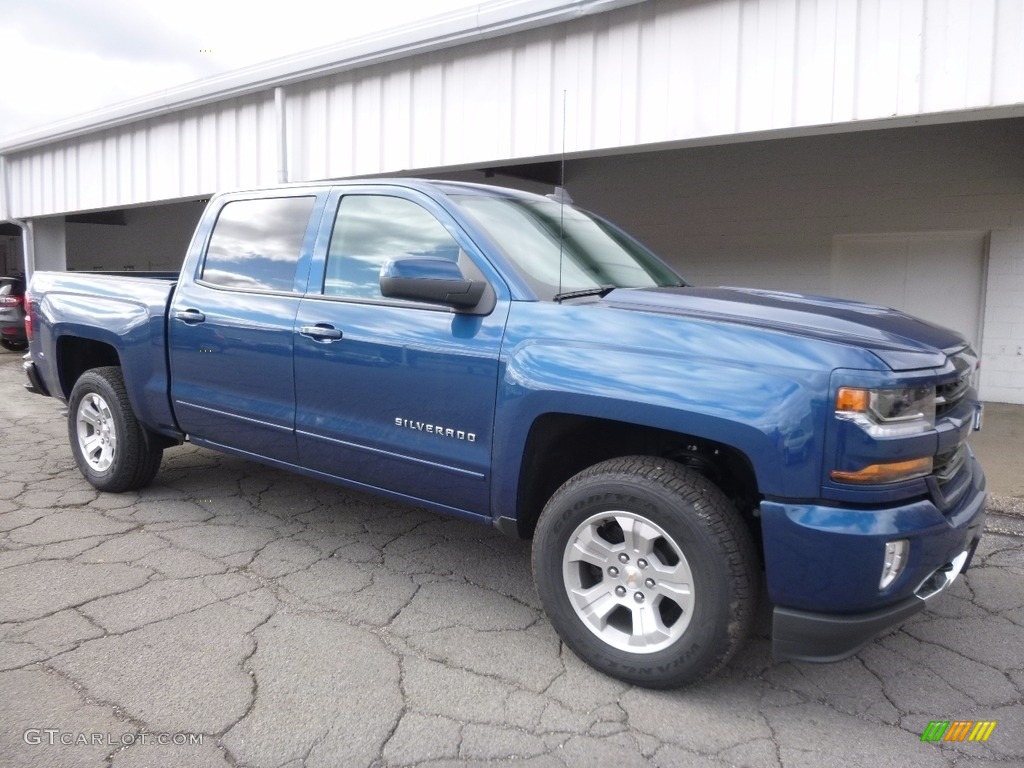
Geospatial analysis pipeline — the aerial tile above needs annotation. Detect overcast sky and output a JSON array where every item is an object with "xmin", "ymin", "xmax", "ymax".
[{"xmin": 0, "ymin": 0, "xmax": 481, "ymax": 141}]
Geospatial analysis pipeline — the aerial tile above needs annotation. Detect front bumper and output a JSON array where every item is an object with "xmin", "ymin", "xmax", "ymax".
[
  {"xmin": 763, "ymin": 453, "xmax": 986, "ymax": 662},
  {"xmin": 773, "ymin": 542, "xmax": 977, "ymax": 661}
]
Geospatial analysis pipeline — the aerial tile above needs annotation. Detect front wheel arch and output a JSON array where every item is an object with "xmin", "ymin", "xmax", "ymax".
[{"xmin": 514, "ymin": 413, "xmax": 762, "ymax": 540}]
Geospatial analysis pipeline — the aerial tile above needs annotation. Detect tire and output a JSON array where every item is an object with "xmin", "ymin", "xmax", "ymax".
[
  {"xmin": 67, "ymin": 366, "xmax": 163, "ymax": 492},
  {"xmin": 532, "ymin": 456, "xmax": 758, "ymax": 688},
  {"xmin": 1, "ymin": 339, "xmax": 28, "ymax": 351}
]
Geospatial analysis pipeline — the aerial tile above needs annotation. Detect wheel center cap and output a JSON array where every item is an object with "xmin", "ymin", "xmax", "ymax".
[{"xmin": 623, "ymin": 565, "xmax": 641, "ymax": 589}]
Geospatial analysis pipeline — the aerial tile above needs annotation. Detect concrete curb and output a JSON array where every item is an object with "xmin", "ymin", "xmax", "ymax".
[{"xmin": 988, "ymin": 494, "xmax": 1024, "ymax": 519}]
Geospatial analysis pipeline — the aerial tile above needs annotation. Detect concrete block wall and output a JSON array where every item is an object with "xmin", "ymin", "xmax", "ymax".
[
  {"xmin": 566, "ymin": 118, "xmax": 1024, "ymax": 404},
  {"xmin": 42, "ymin": 116, "xmax": 1024, "ymax": 404},
  {"xmin": 0, "ymin": 237, "xmax": 14, "ymax": 275},
  {"xmin": 65, "ymin": 200, "xmax": 206, "ymax": 272},
  {"xmin": 983, "ymin": 229, "xmax": 1024, "ymax": 403}
]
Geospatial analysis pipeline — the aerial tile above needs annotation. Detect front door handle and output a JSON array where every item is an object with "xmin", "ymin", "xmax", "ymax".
[
  {"xmin": 175, "ymin": 309, "xmax": 206, "ymax": 324},
  {"xmin": 299, "ymin": 324, "xmax": 343, "ymax": 342}
]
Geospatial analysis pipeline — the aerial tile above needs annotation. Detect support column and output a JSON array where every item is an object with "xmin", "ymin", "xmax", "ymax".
[
  {"xmin": 275, "ymin": 87, "xmax": 289, "ymax": 184},
  {"xmin": 28, "ymin": 217, "xmax": 67, "ymax": 275}
]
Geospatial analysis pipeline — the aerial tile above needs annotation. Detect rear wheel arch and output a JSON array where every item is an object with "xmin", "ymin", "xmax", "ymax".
[
  {"xmin": 67, "ymin": 366, "xmax": 163, "ymax": 492},
  {"xmin": 56, "ymin": 336, "xmax": 121, "ymax": 398}
]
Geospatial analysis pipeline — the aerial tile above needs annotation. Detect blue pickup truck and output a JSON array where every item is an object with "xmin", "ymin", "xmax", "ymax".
[{"xmin": 23, "ymin": 179, "xmax": 986, "ymax": 687}]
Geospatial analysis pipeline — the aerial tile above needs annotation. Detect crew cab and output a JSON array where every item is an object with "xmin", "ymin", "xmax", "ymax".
[{"xmin": 23, "ymin": 179, "xmax": 987, "ymax": 687}]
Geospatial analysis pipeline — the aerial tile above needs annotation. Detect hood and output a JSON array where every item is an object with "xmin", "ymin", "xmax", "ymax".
[{"xmin": 602, "ymin": 286, "xmax": 968, "ymax": 371}]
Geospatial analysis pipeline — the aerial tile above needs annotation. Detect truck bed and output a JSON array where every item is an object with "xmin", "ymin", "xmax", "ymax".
[{"xmin": 28, "ymin": 271, "xmax": 180, "ymax": 437}]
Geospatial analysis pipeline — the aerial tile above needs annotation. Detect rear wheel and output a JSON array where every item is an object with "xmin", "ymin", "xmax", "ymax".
[
  {"xmin": 67, "ymin": 366, "xmax": 163, "ymax": 492},
  {"xmin": 532, "ymin": 456, "xmax": 757, "ymax": 688}
]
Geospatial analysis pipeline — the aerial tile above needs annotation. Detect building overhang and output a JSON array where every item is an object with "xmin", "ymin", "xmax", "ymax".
[{"xmin": 0, "ymin": 0, "xmax": 643, "ymax": 155}]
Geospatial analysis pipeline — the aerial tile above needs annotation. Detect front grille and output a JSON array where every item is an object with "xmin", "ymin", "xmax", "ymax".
[
  {"xmin": 935, "ymin": 377, "xmax": 970, "ymax": 419},
  {"xmin": 933, "ymin": 445, "xmax": 967, "ymax": 486},
  {"xmin": 935, "ymin": 346, "xmax": 977, "ymax": 419}
]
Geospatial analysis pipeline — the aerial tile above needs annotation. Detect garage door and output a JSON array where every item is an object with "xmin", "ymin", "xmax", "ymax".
[{"xmin": 831, "ymin": 232, "xmax": 987, "ymax": 352}]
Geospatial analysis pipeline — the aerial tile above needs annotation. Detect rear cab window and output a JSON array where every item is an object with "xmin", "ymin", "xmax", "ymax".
[{"xmin": 201, "ymin": 196, "xmax": 317, "ymax": 292}]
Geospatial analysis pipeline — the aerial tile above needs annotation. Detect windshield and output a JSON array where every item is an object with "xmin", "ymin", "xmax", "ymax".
[{"xmin": 451, "ymin": 194, "xmax": 682, "ymax": 300}]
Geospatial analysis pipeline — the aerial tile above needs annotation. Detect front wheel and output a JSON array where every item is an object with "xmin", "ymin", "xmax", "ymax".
[
  {"xmin": 532, "ymin": 456, "xmax": 758, "ymax": 688},
  {"xmin": 67, "ymin": 366, "xmax": 163, "ymax": 492}
]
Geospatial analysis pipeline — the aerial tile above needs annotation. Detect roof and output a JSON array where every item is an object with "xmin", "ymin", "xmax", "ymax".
[{"xmin": 0, "ymin": 0, "xmax": 642, "ymax": 154}]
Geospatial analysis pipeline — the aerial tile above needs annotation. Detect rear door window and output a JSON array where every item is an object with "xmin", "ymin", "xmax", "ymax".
[{"xmin": 202, "ymin": 196, "xmax": 316, "ymax": 292}]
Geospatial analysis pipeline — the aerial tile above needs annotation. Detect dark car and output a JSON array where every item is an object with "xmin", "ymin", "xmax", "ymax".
[{"xmin": 0, "ymin": 275, "xmax": 28, "ymax": 351}]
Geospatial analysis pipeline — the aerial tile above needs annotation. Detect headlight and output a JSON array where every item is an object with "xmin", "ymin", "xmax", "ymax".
[{"xmin": 835, "ymin": 385, "xmax": 936, "ymax": 437}]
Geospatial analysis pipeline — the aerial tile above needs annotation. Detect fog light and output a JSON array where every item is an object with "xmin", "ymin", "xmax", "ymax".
[{"xmin": 880, "ymin": 539, "xmax": 909, "ymax": 589}]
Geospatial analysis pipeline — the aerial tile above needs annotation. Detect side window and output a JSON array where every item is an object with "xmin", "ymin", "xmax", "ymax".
[
  {"xmin": 202, "ymin": 196, "xmax": 316, "ymax": 292},
  {"xmin": 324, "ymin": 195, "xmax": 461, "ymax": 299}
]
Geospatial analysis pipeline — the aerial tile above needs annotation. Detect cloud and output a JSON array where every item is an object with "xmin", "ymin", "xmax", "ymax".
[
  {"xmin": 3, "ymin": 0, "xmax": 221, "ymax": 68},
  {"xmin": 0, "ymin": 27, "xmax": 208, "ymax": 137},
  {"xmin": 0, "ymin": 0, "xmax": 227, "ymax": 137},
  {"xmin": 0, "ymin": 0, "xmax": 483, "ymax": 139}
]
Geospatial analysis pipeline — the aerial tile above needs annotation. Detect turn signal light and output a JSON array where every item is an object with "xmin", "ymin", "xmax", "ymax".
[
  {"xmin": 835, "ymin": 387, "xmax": 870, "ymax": 412},
  {"xmin": 830, "ymin": 457, "xmax": 933, "ymax": 485}
]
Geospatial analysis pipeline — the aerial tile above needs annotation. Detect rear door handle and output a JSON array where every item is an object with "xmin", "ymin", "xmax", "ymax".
[
  {"xmin": 175, "ymin": 309, "xmax": 206, "ymax": 324},
  {"xmin": 299, "ymin": 324, "xmax": 343, "ymax": 342}
]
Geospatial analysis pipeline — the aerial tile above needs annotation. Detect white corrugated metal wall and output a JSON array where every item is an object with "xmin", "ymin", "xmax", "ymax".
[
  {"xmin": 240, "ymin": 0, "xmax": 1024, "ymax": 184},
  {"xmin": 4, "ymin": 0, "xmax": 1024, "ymax": 218},
  {"xmin": 1, "ymin": 0, "xmax": 1023, "ymax": 401},
  {"xmin": 3, "ymin": 95, "xmax": 277, "ymax": 218},
  {"xmin": 545, "ymin": 118, "xmax": 1024, "ymax": 402}
]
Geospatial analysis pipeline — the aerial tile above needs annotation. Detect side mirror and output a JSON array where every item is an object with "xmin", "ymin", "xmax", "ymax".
[{"xmin": 379, "ymin": 257, "xmax": 486, "ymax": 310}]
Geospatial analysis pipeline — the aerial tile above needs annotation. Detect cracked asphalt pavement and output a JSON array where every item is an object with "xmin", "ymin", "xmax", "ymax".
[{"xmin": 1, "ymin": 351, "xmax": 1022, "ymax": 768}]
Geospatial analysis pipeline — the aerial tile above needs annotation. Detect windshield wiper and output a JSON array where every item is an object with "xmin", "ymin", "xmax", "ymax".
[{"xmin": 553, "ymin": 285, "xmax": 618, "ymax": 302}]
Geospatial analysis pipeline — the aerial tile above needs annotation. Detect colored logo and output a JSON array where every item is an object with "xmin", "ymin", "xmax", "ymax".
[{"xmin": 921, "ymin": 720, "xmax": 997, "ymax": 742}]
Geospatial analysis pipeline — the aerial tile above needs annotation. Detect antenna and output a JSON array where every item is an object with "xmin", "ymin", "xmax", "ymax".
[{"xmin": 557, "ymin": 89, "xmax": 567, "ymax": 299}]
